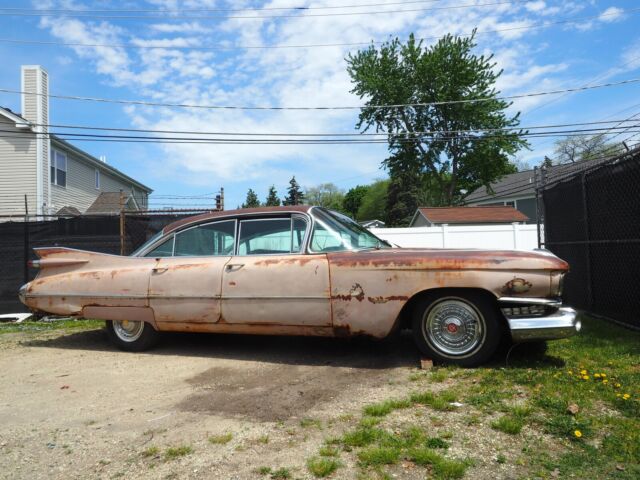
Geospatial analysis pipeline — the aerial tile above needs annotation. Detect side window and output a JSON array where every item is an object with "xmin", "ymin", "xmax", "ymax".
[
  {"xmin": 174, "ymin": 220, "xmax": 235, "ymax": 256},
  {"xmin": 145, "ymin": 237, "xmax": 174, "ymax": 257},
  {"xmin": 292, "ymin": 217, "xmax": 308, "ymax": 253},
  {"xmin": 238, "ymin": 218, "xmax": 298, "ymax": 255},
  {"xmin": 309, "ymin": 222, "xmax": 348, "ymax": 252}
]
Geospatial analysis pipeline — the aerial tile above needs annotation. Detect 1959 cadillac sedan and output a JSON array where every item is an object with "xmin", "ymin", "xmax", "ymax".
[{"xmin": 19, "ymin": 206, "xmax": 580, "ymax": 366}]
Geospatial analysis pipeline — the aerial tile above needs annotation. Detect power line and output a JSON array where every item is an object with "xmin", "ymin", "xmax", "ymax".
[
  {"xmin": 2, "ymin": 127, "xmax": 640, "ymax": 145},
  {"xmin": 0, "ymin": 8, "xmax": 637, "ymax": 51},
  {"xmin": 0, "ymin": 1, "xmax": 448, "ymax": 14},
  {"xmin": 24, "ymin": 118, "xmax": 640, "ymax": 137},
  {"xmin": 2, "ymin": 77, "xmax": 639, "ymax": 111},
  {"xmin": 0, "ymin": 1, "xmax": 522, "ymax": 20}
]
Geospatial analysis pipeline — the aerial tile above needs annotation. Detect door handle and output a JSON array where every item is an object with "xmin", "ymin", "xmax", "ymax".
[
  {"xmin": 225, "ymin": 263, "xmax": 244, "ymax": 271},
  {"xmin": 152, "ymin": 267, "xmax": 169, "ymax": 274}
]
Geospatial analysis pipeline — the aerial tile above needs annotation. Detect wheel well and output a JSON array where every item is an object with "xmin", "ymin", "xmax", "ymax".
[{"xmin": 394, "ymin": 287, "xmax": 502, "ymax": 332}]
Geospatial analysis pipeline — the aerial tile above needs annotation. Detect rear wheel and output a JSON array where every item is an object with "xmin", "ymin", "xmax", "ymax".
[
  {"xmin": 411, "ymin": 292, "xmax": 502, "ymax": 367},
  {"xmin": 106, "ymin": 320, "xmax": 160, "ymax": 352}
]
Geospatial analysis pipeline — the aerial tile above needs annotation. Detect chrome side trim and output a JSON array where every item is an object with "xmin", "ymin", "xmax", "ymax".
[
  {"xmin": 498, "ymin": 296, "xmax": 562, "ymax": 307},
  {"xmin": 508, "ymin": 307, "xmax": 581, "ymax": 342}
]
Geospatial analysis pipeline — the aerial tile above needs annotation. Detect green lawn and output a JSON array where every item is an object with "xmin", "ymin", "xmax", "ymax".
[
  {"xmin": 0, "ymin": 318, "xmax": 103, "ymax": 335},
  {"xmin": 309, "ymin": 315, "xmax": 640, "ymax": 479}
]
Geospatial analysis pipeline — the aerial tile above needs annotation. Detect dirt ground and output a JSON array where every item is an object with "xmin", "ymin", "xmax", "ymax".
[{"xmin": 0, "ymin": 326, "xmax": 427, "ymax": 480}]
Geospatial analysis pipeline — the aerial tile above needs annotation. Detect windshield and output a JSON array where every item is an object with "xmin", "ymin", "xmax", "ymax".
[
  {"xmin": 309, "ymin": 208, "xmax": 390, "ymax": 252},
  {"xmin": 130, "ymin": 230, "xmax": 165, "ymax": 257}
]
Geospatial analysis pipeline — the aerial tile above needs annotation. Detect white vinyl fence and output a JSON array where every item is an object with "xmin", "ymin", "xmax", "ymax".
[{"xmin": 371, "ymin": 223, "xmax": 542, "ymax": 251}]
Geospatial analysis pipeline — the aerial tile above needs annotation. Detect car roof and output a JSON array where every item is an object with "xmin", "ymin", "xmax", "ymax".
[{"xmin": 162, "ymin": 205, "xmax": 312, "ymax": 235}]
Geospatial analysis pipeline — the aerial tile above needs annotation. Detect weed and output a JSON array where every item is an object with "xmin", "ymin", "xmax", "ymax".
[
  {"xmin": 363, "ymin": 399, "xmax": 411, "ymax": 417},
  {"xmin": 426, "ymin": 437, "xmax": 450, "ymax": 449},
  {"xmin": 208, "ymin": 432, "xmax": 233, "ymax": 444},
  {"xmin": 496, "ymin": 453, "xmax": 507, "ymax": 464},
  {"xmin": 491, "ymin": 416, "xmax": 525, "ymax": 435},
  {"xmin": 256, "ymin": 466, "xmax": 271, "ymax": 475},
  {"xmin": 164, "ymin": 445, "xmax": 193, "ymax": 460},
  {"xmin": 141, "ymin": 446, "xmax": 159, "ymax": 458},
  {"xmin": 270, "ymin": 467, "xmax": 292, "ymax": 479},
  {"xmin": 257, "ymin": 435, "xmax": 269, "ymax": 444},
  {"xmin": 307, "ymin": 456, "xmax": 342, "ymax": 477},
  {"xmin": 342, "ymin": 427, "xmax": 384, "ymax": 447},
  {"xmin": 300, "ymin": 418, "xmax": 322, "ymax": 429},
  {"xmin": 319, "ymin": 445, "xmax": 340, "ymax": 457},
  {"xmin": 357, "ymin": 446, "xmax": 401, "ymax": 466}
]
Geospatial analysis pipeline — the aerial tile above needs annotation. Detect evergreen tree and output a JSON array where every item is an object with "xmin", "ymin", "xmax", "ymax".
[
  {"xmin": 241, "ymin": 188, "xmax": 261, "ymax": 208},
  {"xmin": 283, "ymin": 176, "xmax": 305, "ymax": 205},
  {"xmin": 264, "ymin": 185, "xmax": 281, "ymax": 206}
]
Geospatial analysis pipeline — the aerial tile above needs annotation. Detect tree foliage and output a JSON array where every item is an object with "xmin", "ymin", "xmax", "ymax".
[
  {"xmin": 553, "ymin": 134, "xmax": 622, "ymax": 164},
  {"xmin": 241, "ymin": 188, "xmax": 260, "ymax": 208},
  {"xmin": 356, "ymin": 179, "xmax": 389, "ymax": 221},
  {"xmin": 343, "ymin": 185, "xmax": 370, "ymax": 218},
  {"xmin": 347, "ymin": 32, "xmax": 526, "ymax": 225},
  {"xmin": 283, "ymin": 176, "xmax": 305, "ymax": 205},
  {"xmin": 264, "ymin": 185, "xmax": 281, "ymax": 206},
  {"xmin": 305, "ymin": 183, "xmax": 345, "ymax": 212}
]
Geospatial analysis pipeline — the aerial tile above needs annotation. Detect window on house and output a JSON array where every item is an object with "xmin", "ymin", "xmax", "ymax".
[
  {"xmin": 50, "ymin": 150, "xmax": 67, "ymax": 187},
  {"xmin": 95, "ymin": 169, "xmax": 100, "ymax": 189}
]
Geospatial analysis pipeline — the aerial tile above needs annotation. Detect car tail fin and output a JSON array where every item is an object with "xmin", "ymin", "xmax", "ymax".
[{"xmin": 31, "ymin": 247, "xmax": 92, "ymax": 268}]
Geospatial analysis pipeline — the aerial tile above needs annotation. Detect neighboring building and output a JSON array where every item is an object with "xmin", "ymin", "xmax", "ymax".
[
  {"xmin": 360, "ymin": 219, "xmax": 386, "ymax": 228},
  {"xmin": 409, "ymin": 206, "xmax": 528, "ymax": 227},
  {"xmin": 464, "ymin": 156, "xmax": 617, "ymax": 223},
  {"xmin": 0, "ymin": 65, "xmax": 152, "ymax": 218}
]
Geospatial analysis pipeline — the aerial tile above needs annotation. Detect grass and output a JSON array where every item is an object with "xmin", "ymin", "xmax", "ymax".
[
  {"xmin": 300, "ymin": 418, "xmax": 322, "ymax": 429},
  {"xmin": 307, "ymin": 456, "xmax": 342, "ymax": 477},
  {"xmin": 208, "ymin": 432, "xmax": 233, "ymax": 444},
  {"xmin": 141, "ymin": 446, "xmax": 159, "ymax": 458},
  {"xmin": 164, "ymin": 445, "xmax": 193, "ymax": 460},
  {"xmin": 0, "ymin": 318, "xmax": 103, "ymax": 335},
  {"xmin": 269, "ymin": 467, "xmax": 292, "ymax": 479},
  {"xmin": 308, "ymin": 316, "xmax": 639, "ymax": 479}
]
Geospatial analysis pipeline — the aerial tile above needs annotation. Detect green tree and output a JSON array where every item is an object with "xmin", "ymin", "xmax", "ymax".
[
  {"xmin": 347, "ymin": 32, "xmax": 526, "ymax": 225},
  {"xmin": 553, "ymin": 134, "xmax": 622, "ymax": 164},
  {"xmin": 343, "ymin": 185, "xmax": 370, "ymax": 218},
  {"xmin": 264, "ymin": 185, "xmax": 281, "ymax": 206},
  {"xmin": 305, "ymin": 183, "xmax": 345, "ymax": 211},
  {"xmin": 283, "ymin": 176, "xmax": 305, "ymax": 205},
  {"xmin": 242, "ymin": 188, "xmax": 260, "ymax": 208},
  {"xmin": 356, "ymin": 179, "xmax": 389, "ymax": 221}
]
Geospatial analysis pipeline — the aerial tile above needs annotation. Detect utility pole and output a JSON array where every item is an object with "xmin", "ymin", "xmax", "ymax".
[{"xmin": 119, "ymin": 190, "xmax": 126, "ymax": 255}]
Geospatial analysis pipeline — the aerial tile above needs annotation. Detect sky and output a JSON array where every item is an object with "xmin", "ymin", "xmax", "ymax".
[{"xmin": 0, "ymin": 0, "xmax": 639, "ymax": 209}]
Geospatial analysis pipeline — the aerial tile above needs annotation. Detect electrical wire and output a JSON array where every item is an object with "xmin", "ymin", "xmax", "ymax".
[
  {"xmin": 0, "ymin": 8, "xmax": 637, "ymax": 51},
  {"xmin": 2, "ymin": 77, "xmax": 639, "ymax": 111},
  {"xmin": 0, "ymin": 1, "xmax": 523, "ymax": 20}
]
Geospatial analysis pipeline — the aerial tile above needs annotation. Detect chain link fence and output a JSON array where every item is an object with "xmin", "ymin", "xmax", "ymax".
[
  {"xmin": 0, "ymin": 210, "xmax": 213, "ymax": 314},
  {"xmin": 539, "ymin": 145, "xmax": 640, "ymax": 329}
]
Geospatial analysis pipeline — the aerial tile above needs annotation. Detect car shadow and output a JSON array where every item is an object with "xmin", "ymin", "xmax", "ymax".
[{"xmin": 23, "ymin": 328, "xmax": 421, "ymax": 370}]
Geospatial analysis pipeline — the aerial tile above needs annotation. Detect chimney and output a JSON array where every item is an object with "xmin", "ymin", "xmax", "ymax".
[{"xmin": 21, "ymin": 65, "xmax": 50, "ymax": 216}]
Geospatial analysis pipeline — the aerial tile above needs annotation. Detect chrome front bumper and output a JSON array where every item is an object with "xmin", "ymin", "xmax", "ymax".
[{"xmin": 499, "ymin": 297, "xmax": 581, "ymax": 342}]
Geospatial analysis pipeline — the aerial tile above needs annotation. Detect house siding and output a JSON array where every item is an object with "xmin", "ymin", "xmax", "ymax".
[
  {"xmin": 51, "ymin": 144, "xmax": 147, "ymax": 213},
  {"xmin": 0, "ymin": 117, "xmax": 37, "ymax": 216}
]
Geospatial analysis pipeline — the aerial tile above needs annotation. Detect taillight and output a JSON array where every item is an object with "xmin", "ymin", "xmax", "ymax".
[{"xmin": 27, "ymin": 260, "xmax": 40, "ymax": 268}]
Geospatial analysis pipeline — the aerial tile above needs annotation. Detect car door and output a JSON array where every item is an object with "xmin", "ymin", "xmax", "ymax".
[
  {"xmin": 146, "ymin": 219, "xmax": 235, "ymax": 327},
  {"xmin": 221, "ymin": 215, "xmax": 331, "ymax": 326}
]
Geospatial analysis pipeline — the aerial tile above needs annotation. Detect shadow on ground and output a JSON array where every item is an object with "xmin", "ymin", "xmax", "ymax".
[{"xmin": 23, "ymin": 327, "xmax": 420, "ymax": 370}]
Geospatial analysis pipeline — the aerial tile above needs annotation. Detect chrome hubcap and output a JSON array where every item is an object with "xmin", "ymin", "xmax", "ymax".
[
  {"xmin": 423, "ymin": 299, "xmax": 484, "ymax": 356},
  {"xmin": 113, "ymin": 320, "xmax": 144, "ymax": 342}
]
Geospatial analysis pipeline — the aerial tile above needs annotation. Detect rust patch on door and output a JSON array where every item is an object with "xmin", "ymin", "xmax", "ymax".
[
  {"xmin": 367, "ymin": 295, "xmax": 409, "ymax": 304},
  {"xmin": 332, "ymin": 283, "xmax": 365, "ymax": 302}
]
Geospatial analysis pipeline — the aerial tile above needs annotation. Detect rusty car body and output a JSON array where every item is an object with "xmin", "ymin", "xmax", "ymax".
[{"xmin": 19, "ymin": 206, "xmax": 580, "ymax": 366}]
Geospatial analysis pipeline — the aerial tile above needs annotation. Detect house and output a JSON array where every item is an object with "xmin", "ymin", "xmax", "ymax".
[
  {"xmin": 409, "ymin": 206, "xmax": 528, "ymax": 227},
  {"xmin": 0, "ymin": 65, "xmax": 152, "ymax": 218},
  {"xmin": 463, "ymin": 156, "xmax": 617, "ymax": 223},
  {"xmin": 360, "ymin": 219, "xmax": 386, "ymax": 229}
]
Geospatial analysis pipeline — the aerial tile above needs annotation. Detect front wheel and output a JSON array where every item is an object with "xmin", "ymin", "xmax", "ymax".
[
  {"xmin": 105, "ymin": 320, "xmax": 160, "ymax": 352},
  {"xmin": 411, "ymin": 292, "xmax": 502, "ymax": 367}
]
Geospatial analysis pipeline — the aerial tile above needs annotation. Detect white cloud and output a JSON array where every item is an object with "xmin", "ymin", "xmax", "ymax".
[
  {"xmin": 599, "ymin": 6, "xmax": 625, "ymax": 23},
  {"xmin": 35, "ymin": 0, "xmax": 616, "ymax": 192}
]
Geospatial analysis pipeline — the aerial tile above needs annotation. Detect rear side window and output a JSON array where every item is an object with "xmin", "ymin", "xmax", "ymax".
[
  {"xmin": 238, "ymin": 216, "xmax": 308, "ymax": 255},
  {"xmin": 174, "ymin": 220, "xmax": 236, "ymax": 256}
]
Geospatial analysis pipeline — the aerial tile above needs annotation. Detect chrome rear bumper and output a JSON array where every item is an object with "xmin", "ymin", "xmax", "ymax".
[{"xmin": 506, "ymin": 307, "xmax": 581, "ymax": 342}]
